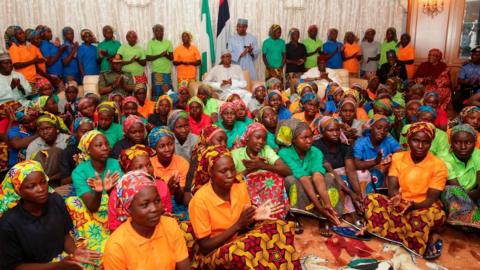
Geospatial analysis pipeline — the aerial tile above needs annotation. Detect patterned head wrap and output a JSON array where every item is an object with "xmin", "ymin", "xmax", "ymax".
[
  {"xmin": 167, "ymin": 109, "xmax": 189, "ymax": 131},
  {"xmin": 339, "ymin": 96, "xmax": 357, "ymax": 110},
  {"xmin": 252, "ymin": 83, "xmax": 265, "ymax": 95},
  {"xmin": 33, "ymin": 95, "xmax": 59, "ymax": 111},
  {"xmin": 80, "ymin": 29, "xmax": 96, "ymax": 41},
  {"xmin": 269, "ymin": 24, "xmax": 281, "ymax": 37},
  {"xmin": 418, "ymin": 105, "xmax": 437, "ymax": 118},
  {"xmin": 450, "ymin": 124, "xmax": 477, "ymax": 141},
  {"xmin": 134, "ymin": 83, "xmax": 147, "ymax": 93},
  {"xmin": 78, "ymin": 130, "xmax": 105, "ymax": 161},
  {"xmin": 97, "ymin": 101, "xmax": 117, "ymax": 114},
  {"xmin": 122, "ymin": 96, "xmax": 139, "ymax": 110},
  {"xmin": 119, "ymin": 144, "xmax": 155, "ymax": 173},
  {"xmin": 123, "ymin": 114, "xmax": 145, "ymax": 134},
  {"xmin": 373, "ymin": 98, "xmax": 393, "ymax": 115},
  {"xmin": 459, "ymin": 106, "xmax": 480, "ymax": 122},
  {"xmin": 238, "ymin": 122, "xmax": 267, "ymax": 147},
  {"xmin": 219, "ymin": 102, "xmax": 236, "ymax": 115},
  {"xmin": 300, "ymin": 92, "xmax": 319, "ymax": 105},
  {"xmin": 191, "ymin": 125, "xmax": 225, "ymax": 159},
  {"xmin": 4, "ymin": 25, "xmax": 22, "ymax": 49},
  {"xmin": 155, "ymin": 95, "xmax": 173, "ymax": 113},
  {"xmin": 73, "ymin": 117, "xmax": 93, "ymax": 132},
  {"xmin": 232, "ymin": 99, "xmax": 248, "ymax": 111},
  {"xmin": 35, "ymin": 78, "xmax": 52, "ymax": 92},
  {"xmin": 62, "ymin": 26, "xmax": 74, "ymax": 40},
  {"xmin": 114, "ymin": 170, "xmax": 156, "ymax": 222},
  {"xmin": 423, "ymin": 92, "xmax": 439, "ymax": 101},
  {"xmin": 363, "ymin": 114, "xmax": 389, "ymax": 132},
  {"xmin": 266, "ymin": 77, "xmax": 281, "ymax": 89},
  {"xmin": 267, "ymin": 90, "xmax": 282, "ymax": 102},
  {"xmin": 197, "ymin": 84, "xmax": 212, "ymax": 98},
  {"xmin": 405, "ymin": 122, "xmax": 436, "ymax": 141},
  {"xmin": 148, "ymin": 126, "xmax": 174, "ymax": 148},
  {"xmin": 108, "ymin": 92, "xmax": 125, "ymax": 102},
  {"xmin": 226, "ymin": 93, "xmax": 241, "ymax": 103},
  {"xmin": 187, "ymin": 96, "xmax": 204, "ymax": 109},
  {"xmin": 25, "ymin": 28, "xmax": 35, "ymax": 42},
  {"xmin": 36, "ymin": 112, "xmax": 59, "ymax": 127},
  {"xmin": 297, "ymin": 83, "xmax": 313, "ymax": 96},
  {"xmin": 255, "ymin": 106, "xmax": 276, "ymax": 123},
  {"xmin": 275, "ymin": 118, "xmax": 310, "ymax": 147},
  {"xmin": 0, "ymin": 160, "xmax": 48, "ymax": 215},
  {"xmin": 169, "ymin": 93, "xmax": 180, "ymax": 108}
]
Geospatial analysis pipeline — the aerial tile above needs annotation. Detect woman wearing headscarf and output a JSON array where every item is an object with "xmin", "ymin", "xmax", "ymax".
[
  {"xmin": 187, "ymin": 96, "xmax": 212, "ymax": 135},
  {"xmin": 0, "ymin": 161, "xmax": 101, "ymax": 269},
  {"xmin": 267, "ymin": 90, "xmax": 292, "ymax": 121},
  {"xmin": 289, "ymin": 82, "xmax": 314, "ymax": 114},
  {"xmin": 377, "ymin": 50, "xmax": 407, "ymax": 83},
  {"xmin": 379, "ymin": 27, "xmax": 398, "ymax": 66},
  {"xmin": 120, "ymin": 95, "xmax": 146, "ymax": 124},
  {"xmin": 285, "ymin": 28, "xmax": 307, "ymax": 75},
  {"xmin": 173, "ymin": 31, "xmax": 201, "ymax": 86},
  {"xmin": 77, "ymin": 29, "xmax": 100, "ymax": 79},
  {"xmin": 97, "ymin": 25, "xmax": 121, "ymax": 72},
  {"xmin": 96, "ymin": 101, "xmax": 124, "ymax": 147},
  {"xmin": 360, "ymin": 28, "xmax": 380, "ymax": 78},
  {"xmin": 216, "ymin": 102, "xmax": 247, "ymax": 149},
  {"xmin": 148, "ymin": 95, "xmax": 172, "ymax": 127},
  {"xmin": 423, "ymin": 92, "xmax": 448, "ymax": 130},
  {"xmin": 292, "ymin": 92, "xmax": 320, "ymax": 125},
  {"xmin": 362, "ymin": 122, "xmax": 447, "ymax": 259},
  {"xmin": 117, "ymin": 30, "xmax": 147, "ymax": 83},
  {"xmin": 338, "ymin": 97, "xmax": 365, "ymax": 144},
  {"xmin": 440, "ymin": 124, "xmax": 480, "ymax": 230},
  {"xmin": 447, "ymin": 106, "xmax": 480, "ymax": 148},
  {"xmin": 353, "ymin": 114, "xmax": 401, "ymax": 195},
  {"xmin": 413, "ymin": 48, "xmax": 451, "ymax": 110},
  {"xmin": 67, "ymin": 130, "xmax": 122, "ymax": 255},
  {"xmin": 60, "ymin": 26, "xmax": 81, "ymax": 83},
  {"xmin": 277, "ymin": 119, "xmax": 342, "ymax": 236},
  {"xmin": 247, "ymin": 82, "xmax": 267, "ymax": 115},
  {"xmin": 189, "ymin": 145, "xmax": 301, "ymax": 269},
  {"xmin": 322, "ymin": 28, "xmax": 343, "ymax": 69},
  {"xmin": 396, "ymin": 33, "xmax": 415, "ymax": 79},
  {"xmin": 196, "ymin": 83, "xmax": 221, "ymax": 121},
  {"xmin": 111, "ymin": 114, "xmax": 146, "ymax": 158},
  {"xmin": 146, "ymin": 24, "xmax": 174, "ymax": 99},
  {"xmin": 103, "ymin": 171, "xmax": 191, "ymax": 270},
  {"xmin": 262, "ymin": 24, "xmax": 286, "ymax": 81},
  {"xmin": 133, "ymin": 83, "xmax": 155, "ymax": 118},
  {"xmin": 168, "ymin": 109, "xmax": 198, "ymax": 160},
  {"xmin": 255, "ymin": 106, "xmax": 280, "ymax": 151},
  {"xmin": 343, "ymin": 31, "xmax": 361, "ymax": 75},
  {"xmin": 108, "ymin": 145, "xmax": 172, "ymax": 231},
  {"xmin": 7, "ymin": 107, "xmax": 38, "ymax": 168}
]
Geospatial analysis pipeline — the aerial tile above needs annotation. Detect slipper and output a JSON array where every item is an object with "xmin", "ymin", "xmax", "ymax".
[
  {"xmin": 424, "ymin": 239, "xmax": 443, "ymax": 260},
  {"xmin": 319, "ymin": 222, "xmax": 332, "ymax": 238},
  {"xmin": 332, "ymin": 226, "xmax": 372, "ymax": 241}
]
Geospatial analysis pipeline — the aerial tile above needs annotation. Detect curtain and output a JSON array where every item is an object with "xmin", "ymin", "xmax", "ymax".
[{"xmin": 0, "ymin": 0, "xmax": 405, "ymax": 82}]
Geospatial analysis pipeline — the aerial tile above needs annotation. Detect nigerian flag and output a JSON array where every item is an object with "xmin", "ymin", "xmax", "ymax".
[{"xmin": 199, "ymin": 0, "xmax": 215, "ymax": 79}]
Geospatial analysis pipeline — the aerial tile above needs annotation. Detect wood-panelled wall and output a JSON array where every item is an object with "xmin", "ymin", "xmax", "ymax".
[{"xmin": 407, "ymin": 0, "xmax": 466, "ymax": 86}]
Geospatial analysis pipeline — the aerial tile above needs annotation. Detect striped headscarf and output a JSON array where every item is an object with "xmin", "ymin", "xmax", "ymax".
[
  {"xmin": 460, "ymin": 106, "xmax": 480, "ymax": 122},
  {"xmin": 363, "ymin": 114, "xmax": 389, "ymax": 132},
  {"xmin": 122, "ymin": 114, "xmax": 145, "ymax": 134},
  {"xmin": 255, "ymin": 106, "xmax": 275, "ymax": 122},
  {"xmin": 191, "ymin": 125, "xmax": 225, "ymax": 159},
  {"xmin": 297, "ymin": 83, "xmax": 313, "ymax": 96},
  {"xmin": 267, "ymin": 90, "xmax": 283, "ymax": 102},
  {"xmin": 78, "ymin": 130, "xmax": 105, "ymax": 161},
  {"xmin": 166, "ymin": 109, "xmax": 189, "ymax": 131},
  {"xmin": 405, "ymin": 121, "xmax": 436, "ymax": 141},
  {"xmin": 148, "ymin": 126, "xmax": 174, "ymax": 148},
  {"xmin": 4, "ymin": 25, "xmax": 22, "ymax": 49},
  {"xmin": 266, "ymin": 77, "xmax": 281, "ymax": 89},
  {"xmin": 122, "ymin": 96, "xmax": 139, "ymax": 109},
  {"xmin": 339, "ymin": 96, "xmax": 357, "ymax": 110},
  {"xmin": 418, "ymin": 105, "xmax": 437, "ymax": 118},
  {"xmin": 119, "ymin": 144, "xmax": 155, "ymax": 173},
  {"xmin": 0, "ymin": 160, "xmax": 48, "ymax": 215},
  {"xmin": 269, "ymin": 24, "xmax": 281, "ymax": 37},
  {"xmin": 97, "ymin": 101, "xmax": 117, "ymax": 114},
  {"xmin": 219, "ymin": 102, "xmax": 236, "ymax": 115},
  {"xmin": 187, "ymin": 96, "xmax": 204, "ymax": 109},
  {"xmin": 73, "ymin": 117, "xmax": 93, "ymax": 132},
  {"xmin": 373, "ymin": 98, "xmax": 393, "ymax": 115},
  {"xmin": 238, "ymin": 122, "xmax": 267, "ymax": 147}
]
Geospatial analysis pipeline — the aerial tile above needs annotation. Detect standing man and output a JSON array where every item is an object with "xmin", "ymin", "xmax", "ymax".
[
  {"xmin": 146, "ymin": 24, "xmax": 173, "ymax": 100},
  {"xmin": 227, "ymin": 18, "xmax": 259, "ymax": 80},
  {"xmin": 303, "ymin": 25, "xmax": 323, "ymax": 70}
]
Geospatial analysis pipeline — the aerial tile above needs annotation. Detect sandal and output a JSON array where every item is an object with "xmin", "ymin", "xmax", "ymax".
[
  {"xmin": 332, "ymin": 226, "xmax": 372, "ymax": 241},
  {"xmin": 424, "ymin": 239, "xmax": 443, "ymax": 260},
  {"xmin": 318, "ymin": 221, "xmax": 332, "ymax": 238}
]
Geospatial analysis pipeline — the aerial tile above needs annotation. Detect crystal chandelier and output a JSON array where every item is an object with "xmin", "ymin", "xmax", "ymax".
[{"xmin": 423, "ymin": 0, "xmax": 444, "ymax": 17}]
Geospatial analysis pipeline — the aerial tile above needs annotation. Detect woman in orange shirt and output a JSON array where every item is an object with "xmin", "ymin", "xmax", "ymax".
[
  {"xmin": 397, "ymin": 33, "xmax": 415, "ymax": 79},
  {"xmin": 189, "ymin": 145, "xmax": 301, "ymax": 269},
  {"xmin": 133, "ymin": 83, "xmax": 155, "ymax": 118},
  {"xmin": 103, "ymin": 170, "xmax": 191, "ymax": 270},
  {"xmin": 362, "ymin": 122, "xmax": 447, "ymax": 259},
  {"xmin": 173, "ymin": 32, "xmax": 201, "ymax": 87},
  {"xmin": 342, "ymin": 32, "xmax": 361, "ymax": 76}
]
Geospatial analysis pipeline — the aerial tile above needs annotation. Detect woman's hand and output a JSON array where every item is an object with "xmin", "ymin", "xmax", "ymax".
[
  {"xmin": 103, "ymin": 171, "xmax": 120, "ymax": 192},
  {"xmin": 253, "ymin": 200, "xmax": 284, "ymax": 221},
  {"xmin": 57, "ymin": 256, "xmax": 83, "ymax": 270},
  {"xmin": 87, "ymin": 171, "xmax": 120, "ymax": 193},
  {"xmin": 242, "ymin": 156, "xmax": 268, "ymax": 172},
  {"xmin": 167, "ymin": 172, "xmax": 181, "ymax": 193},
  {"xmin": 235, "ymin": 206, "xmax": 256, "ymax": 230},
  {"xmin": 71, "ymin": 248, "xmax": 102, "ymax": 265},
  {"xmin": 320, "ymin": 206, "xmax": 341, "ymax": 225}
]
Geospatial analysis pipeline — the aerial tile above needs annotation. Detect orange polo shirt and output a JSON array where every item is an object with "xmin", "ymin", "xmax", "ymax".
[
  {"xmin": 173, "ymin": 44, "xmax": 201, "ymax": 80},
  {"xmin": 388, "ymin": 151, "xmax": 447, "ymax": 203},
  {"xmin": 189, "ymin": 181, "xmax": 251, "ymax": 239},
  {"xmin": 397, "ymin": 45, "xmax": 415, "ymax": 79},
  {"xmin": 103, "ymin": 216, "xmax": 188, "ymax": 270},
  {"xmin": 150, "ymin": 154, "xmax": 189, "ymax": 188},
  {"xmin": 138, "ymin": 100, "xmax": 155, "ymax": 118},
  {"xmin": 9, "ymin": 43, "xmax": 43, "ymax": 82},
  {"xmin": 343, "ymin": 43, "xmax": 361, "ymax": 74}
]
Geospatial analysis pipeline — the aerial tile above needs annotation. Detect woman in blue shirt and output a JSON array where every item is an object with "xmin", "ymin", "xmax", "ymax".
[
  {"xmin": 322, "ymin": 28, "xmax": 343, "ymax": 69},
  {"xmin": 77, "ymin": 29, "xmax": 100, "ymax": 80},
  {"xmin": 61, "ymin": 27, "xmax": 81, "ymax": 84}
]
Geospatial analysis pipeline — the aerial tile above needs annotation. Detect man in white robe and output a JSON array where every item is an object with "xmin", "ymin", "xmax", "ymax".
[
  {"xmin": 227, "ymin": 18, "xmax": 259, "ymax": 80},
  {"xmin": 203, "ymin": 51, "xmax": 251, "ymax": 104},
  {"xmin": 301, "ymin": 54, "xmax": 341, "ymax": 85},
  {"xmin": 0, "ymin": 53, "xmax": 31, "ymax": 106}
]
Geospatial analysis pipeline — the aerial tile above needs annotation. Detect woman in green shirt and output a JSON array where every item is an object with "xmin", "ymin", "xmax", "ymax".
[
  {"xmin": 216, "ymin": 102, "xmax": 247, "ymax": 149},
  {"xmin": 196, "ymin": 83, "xmax": 221, "ymax": 122},
  {"xmin": 277, "ymin": 119, "xmax": 341, "ymax": 236},
  {"xmin": 96, "ymin": 102, "xmax": 124, "ymax": 147},
  {"xmin": 379, "ymin": 27, "xmax": 398, "ymax": 66},
  {"xmin": 97, "ymin": 25, "xmax": 121, "ymax": 72},
  {"xmin": 255, "ymin": 106, "xmax": 279, "ymax": 151},
  {"xmin": 441, "ymin": 124, "xmax": 480, "ymax": 230},
  {"xmin": 262, "ymin": 24, "xmax": 286, "ymax": 81},
  {"xmin": 117, "ymin": 31, "xmax": 147, "ymax": 83}
]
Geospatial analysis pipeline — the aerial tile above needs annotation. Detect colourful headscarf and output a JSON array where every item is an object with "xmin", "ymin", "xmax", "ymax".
[
  {"xmin": 73, "ymin": 117, "xmax": 93, "ymax": 132},
  {"xmin": 187, "ymin": 96, "xmax": 204, "ymax": 109},
  {"xmin": 219, "ymin": 102, "xmax": 236, "ymax": 115},
  {"xmin": 252, "ymin": 83, "xmax": 265, "ymax": 95},
  {"xmin": 32, "ymin": 95, "xmax": 59, "ymax": 111},
  {"xmin": 255, "ymin": 106, "xmax": 275, "ymax": 122},
  {"xmin": 4, "ymin": 25, "xmax": 22, "ymax": 49},
  {"xmin": 275, "ymin": 118, "xmax": 310, "ymax": 147},
  {"xmin": 267, "ymin": 90, "xmax": 282, "ymax": 102},
  {"xmin": 166, "ymin": 109, "xmax": 189, "ymax": 131},
  {"xmin": 297, "ymin": 83, "xmax": 313, "ymax": 96},
  {"xmin": 450, "ymin": 124, "xmax": 477, "ymax": 141},
  {"xmin": 36, "ymin": 112, "xmax": 59, "ymax": 127},
  {"xmin": 266, "ymin": 77, "xmax": 282, "ymax": 89},
  {"xmin": 119, "ymin": 144, "xmax": 155, "ymax": 173},
  {"xmin": 148, "ymin": 126, "xmax": 174, "ymax": 148},
  {"xmin": 0, "ymin": 160, "xmax": 48, "ymax": 215},
  {"xmin": 418, "ymin": 105, "xmax": 437, "ymax": 118},
  {"xmin": 339, "ymin": 97, "xmax": 357, "ymax": 110},
  {"xmin": 134, "ymin": 83, "xmax": 147, "ymax": 93},
  {"xmin": 181, "ymin": 31, "xmax": 193, "ymax": 41},
  {"xmin": 288, "ymin": 27, "xmax": 299, "ymax": 39},
  {"xmin": 35, "ymin": 78, "xmax": 52, "ymax": 92},
  {"xmin": 300, "ymin": 92, "xmax": 319, "ymax": 105},
  {"xmin": 238, "ymin": 122, "xmax": 267, "ymax": 147},
  {"xmin": 423, "ymin": 92, "xmax": 439, "ymax": 101},
  {"xmin": 459, "ymin": 106, "xmax": 480, "ymax": 122},
  {"xmin": 123, "ymin": 114, "xmax": 145, "ymax": 134},
  {"xmin": 405, "ymin": 122, "xmax": 436, "ymax": 141},
  {"xmin": 80, "ymin": 29, "xmax": 96, "ymax": 41},
  {"xmin": 114, "ymin": 170, "xmax": 156, "ymax": 222},
  {"xmin": 191, "ymin": 125, "xmax": 225, "ymax": 159},
  {"xmin": 78, "ymin": 130, "xmax": 104, "ymax": 161},
  {"xmin": 122, "ymin": 96, "xmax": 139, "ymax": 110},
  {"xmin": 269, "ymin": 24, "xmax": 281, "ymax": 37},
  {"xmin": 97, "ymin": 101, "xmax": 116, "ymax": 114},
  {"xmin": 197, "ymin": 84, "xmax": 212, "ymax": 98},
  {"xmin": 363, "ymin": 114, "xmax": 389, "ymax": 132},
  {"xmin": 373, "ymin": 98, "xmax": 393, "ymax": 115},
  {"xmin": 108, "ymin": 92, "xmax": 125, "ymax": 101},
  {"xmin": 25, "ymin": 28, "xmax": 35, "ymax": 42},
  {"xmin": 232, "ymin": 99, "xmax": 248, "ymax": 111},
  {"xmin": 155, "ymin": 95, "xmax": 173, "ymax": 113},
  {"xmin": 315, "ymin": 116, "xmax": 350, "ymax": 144}
]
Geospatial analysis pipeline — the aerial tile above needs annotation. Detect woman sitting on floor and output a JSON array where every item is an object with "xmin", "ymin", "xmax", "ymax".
[
  {"xmin": 196, "ymin": 83, "xmax": 221, "ymax": 122},
  {"xmin": 187, "ymin": 96, "xmax": 212, "ymax": 135},
  {"xmin": 148, "ymin": 95, "xmax": 172, "ymax": 127},
  {"xmin": 103, "ymin": 171, "xmax": 191, "ymax": 270},
  {"xmin": 216, "ymin": 102, "xmax": 247, "ymax": 149},
  {"xmin": 292, "ymin": 92, "xmax": 320, "ymax": 126},
  {"xmin": 267, "ymin": 90, "xmax": 292, "ymax": 122},
  {"xmin": 111, "ymin": 115, "xmax": 147, "ymax": 159},
  {"xmin": 120, "ymin": 96, "xmax": 146, "ymax": 124},
  {"xmin": 448, "ymin": 106, "xmax": 480, "ymax": 148},
  {"xmin": 96, "ymin": 102, "xmax": 124, "ymax": 148},
  {"xmin": 255, "ymin": 106, "xmax": 280, "ymax": 151},
  {"xmin": 0, "ymin": 161, "xmax": 101, "ymax": 269},
  {"xmin": 338, "ymin": 97, "xmax": 364, "ymax": 144},
  {"xmin": 362, "ymin": 122, "xmax": 447, "ymax": 259},
  {"xmin": 188, "ymin": 145, "xmax": 301, "ymax": 269},
  {"xmin": 440, "ymin": 124, "xmax": 480, "ymax": 230},
  {"xmin": 168, "ymin": 109, "xmax": 198, "ymax": 161}
]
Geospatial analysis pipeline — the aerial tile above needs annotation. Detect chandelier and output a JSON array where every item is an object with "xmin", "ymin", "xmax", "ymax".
[{"xmin": 423, "ymin": 0, "xmax": 444, "ymax": 17}]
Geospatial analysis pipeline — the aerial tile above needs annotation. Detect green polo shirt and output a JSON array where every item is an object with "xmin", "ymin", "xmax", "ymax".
[
  {"xmin": 279, "ymin": 145, "xmax": 326, "ymax": 179},
  {"xmin": 303, "ymin": 37, "xmax": 323, "ymax": 69},
  {"xmin": 262, "ymin": 37, "xmax": 286, "ymax": 69},
  {"xmin": 379, "ymin": 41, "xmax": 397, "ymax": 66},
  {"xmin": 231, "ymin": 145, "xmax": 279, "ymax": 173},
  {"xmin": 97, "ymin": 39, "xmax": 121, "ymax": 72},
  {"xmin": 117, "ymin": 44, "xmax": 146, "ymax": 76},
  {"xmin": 146, "ymin": 39, "xmax": 173, "ymax": 73},
  {"xmin": 440, "ymin": 149, "xmax": 480, "ymax": 191}
]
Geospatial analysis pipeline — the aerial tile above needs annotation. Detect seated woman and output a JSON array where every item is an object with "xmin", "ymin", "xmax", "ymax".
[
  {"xmin": 67, "ymin": 130, "xmax": 122, "ymax": 254},
  {"xmin": 399, "ymin": 105, "xmax": 449, "ymax": 157},
  {"xmin": 232, "ymin": 99, "xmax": 253, "ymax": 126},
  {"xmin": 448, "ymin": 106, "xmax": 480, "ymax": 148},
  {"xmin": 423, "ymin": 92, "xmax": 447, "ymax": 131},
  {"xmin": 187, "ymin": 96, "xmax": 212, "ymax": 135},
  {"xmin": 267, "ymin": 90, "xmax": 292, "ymax": 122},
  {"xmin": 277, "ymin": 119, "xmax": 341, "ymax": 236},
  {"xmin": 111, "ymin": 115, "xmax": 147, "ymax": 159},
  {"xmin": 353, "ymin": 114, "xmax": 401, "ymax": 194},
  {"xmin": 120, "ymin": 96, "xmax": 146, "ymax": 124},
  {"xmin": 363, "ymin": 122, "xmax": 447, "ymax": 258},
  {"xmin": 7, "ymin": 108, "xmax": 38, "ymax": 168},
  {"xmin": 292, "ymin": 93, "xmax": 320, "ymax": 126},
  {"xmin": 96, "ymin": 102, "xmax": 124, "ymax": 148},
  {"xmin": 0, "ymin": 161, "xmax": 101, "ymax": 269},
  {"xmin": 440, "ymin": 124, "xmax": 480, "ymax": 230},
  {"xmin": 189, "ymin": 146, "xmax": 301, "ymax": 269},
  {"xmin": 247, "ymin": 83, "xmax": 266, "ymax": 116},
  {"xmin": 167, "ymin": 109, "xmax": 198, "ymax": 160},
  {"xmin": 338, "ymin": 97, "xmax": 364, "ymax": 144},
  {"xmin": 230, "ymin": 123, "xmax": 291, "ymax": 218},
  {"xmin": 196, "ymin": 83, "xmax": 221, "ymax": 122},
  {"xmin": 148, "ymin": 127, "xmax": 189, "ymax": 219},
  {"xmin": 177, "ymin": 86, "xmax": 191, "ymax": 111},
  {"xmin": 148, "ymin": 95, "xmax": 172, "ymax": 127},
  {"xmin": 255, "ymin": 106, "xmax": 279, "ymax": 151},
  {"xmin": 103, "ymin": 171, "xmax": 191, "ymax": 270},
  {"xmin": 134, "ymin": 83, "xmax": 155, "ymax": 119},
  {"xmin": 289, "ymin": 82, "xmax": 315, "ymax": 114},
  {"xmin": 109, "ymin": 144, "xmax": 172, "ymax": 231},
  {"xmin": 216, "ymin": 102, "xmax": 247, "ymax": 149},
  {"xmin": 313, "ymin": 116, "xmax": 363, "ymax": 220},
  {"xmin": 32, "ymin": 95, "xmax": 69, "ymax": 131},
  {"xmin": 77, "ymin": 97, "xmax": 96, "ymax": 120}
]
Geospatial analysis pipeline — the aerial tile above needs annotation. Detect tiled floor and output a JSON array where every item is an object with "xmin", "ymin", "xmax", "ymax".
[{"xmin": 294, "ymin": 218, "xmax": 480, "ymax": 269}]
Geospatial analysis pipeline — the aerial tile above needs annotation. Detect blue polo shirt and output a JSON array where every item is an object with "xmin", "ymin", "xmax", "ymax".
[
  {"xmin": 61, "ymin": 41, "xmax": 81, "ymax": 83},
  {"xmin": 39, "ymin": 40, "xmax": 63, "ymax": 77},
  {"xmin": 78, "ymin": 43, "xmax": 100, "ymax": 76},
  {"xmin": 7, "ymin": 126, "xmax": 32, "ymax": 168},
  {"xmin": 323, "ymin": 40, "xmax": 343, "ymax": 69},
  {"xmin": 353, "ymin": 135, "xmax": 401, "ymax": 161}
]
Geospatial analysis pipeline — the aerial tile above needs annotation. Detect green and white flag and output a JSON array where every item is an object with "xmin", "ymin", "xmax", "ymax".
[{"xmin": 199, "ymin": 0, "xmax": 215, "ymax": 79}]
